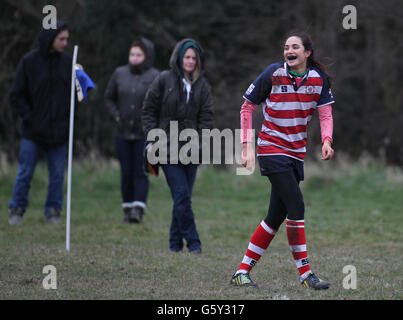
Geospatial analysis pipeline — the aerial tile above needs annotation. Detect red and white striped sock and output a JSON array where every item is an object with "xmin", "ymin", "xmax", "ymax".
[
  {"xmin": 236, "ymin": 220, "xmax": 277, "ymax": 274},
  {"xmin": 286, "ymin": 219, "xmax": 312, "ymax": 281}
]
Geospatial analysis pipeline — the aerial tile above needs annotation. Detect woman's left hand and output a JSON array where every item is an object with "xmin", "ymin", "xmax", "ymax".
[{"xmin": 321, "ymin": 140, "xmax": 334, "ymax": 160}]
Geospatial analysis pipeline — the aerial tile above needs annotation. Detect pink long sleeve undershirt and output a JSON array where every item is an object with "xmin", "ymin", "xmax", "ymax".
[{"xmin": 240, "ymin": 100, "xmax": 333, "ymax": 144}]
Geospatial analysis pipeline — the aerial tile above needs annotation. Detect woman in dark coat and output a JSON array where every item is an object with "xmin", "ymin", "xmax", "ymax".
[
  {"xmin": 142, "ymin": 38, "xmax": 214, "ymax": 253},
  {"xmin": 105, "ymin": 38, "xmax": 159, "ymax": 223}
]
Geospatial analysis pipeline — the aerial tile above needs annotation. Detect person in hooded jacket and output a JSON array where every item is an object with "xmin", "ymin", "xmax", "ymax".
[
  {"xmin": 142, "ymin": 38, "xmax": 214, "ymax": 253},
  {"xmin": 8, "ymin": 21, "xmax": 72, "ymax": 225},
  {"xmin": 105, "ymin": 38, "xmax": 159, "ymax": 223}
]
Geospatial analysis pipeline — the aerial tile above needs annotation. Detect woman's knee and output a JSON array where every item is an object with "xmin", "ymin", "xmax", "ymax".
[{"xmin": 286, "ymin": 200, "xmax": 305, "ymax": 220}]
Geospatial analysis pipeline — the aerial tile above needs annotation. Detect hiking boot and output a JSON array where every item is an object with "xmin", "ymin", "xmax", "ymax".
[
  {"xmin": 301, "ymin": 272, "xmax": 330, "ymax": 290},
  {"xmin": 46, "ymin": 208, "xmax": 61, "ymax": 224},
  {"xmin": 123, "ymin": 207, "xmax": 131, "ymax": 223},
  {"xmin": 8, "ymin": 207, "xmax": 25, "ymax": 226},
  {"xmin": 230, "ymin": 272, "xmax": 257, "ymax": 288},
  {"xmin": 136, "ymin": 206, "xmax": 145, "ymax": 219},
  {"xmin": 189, "ymin": 248, "xmax": 202, "ymax": 254},
  {"xmin": 129, "ymin": 207, "xmax": 142, "ymax": 223}
]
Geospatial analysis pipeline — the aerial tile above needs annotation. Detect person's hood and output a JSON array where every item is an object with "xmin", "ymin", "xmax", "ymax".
[
  {"xmin": 129, "ymin": 37, "xmax": 156, "ymax": 74},
  {"xmin": 38, "ymin": 20, "xmax": 68, "ymax": 56},
  {"xmin": 139, "ymin": 37, "xmax": 156, "ymax": 70},
  {"xmin": 169, "ymin": 38, "xmax": 205, "ymax": 78}
]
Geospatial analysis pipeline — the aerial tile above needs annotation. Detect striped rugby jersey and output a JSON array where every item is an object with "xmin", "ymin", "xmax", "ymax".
[{"xmin": 243, "ymin": 62, "xmax": 335, "ymax": 161}]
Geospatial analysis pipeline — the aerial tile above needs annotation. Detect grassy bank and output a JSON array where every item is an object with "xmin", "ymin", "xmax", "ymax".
[{"xmin": 0, "ymin": 159, "xmax": 402, "ymax": 300}]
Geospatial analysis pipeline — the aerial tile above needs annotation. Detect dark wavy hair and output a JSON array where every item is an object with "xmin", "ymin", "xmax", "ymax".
[
  {"xmin": 284, "ymin": 29, "xmax": 332, "ymax": 87},
  {"xmin": 130, "ymin": 39, "xmax": 147, "ymax": 56}
]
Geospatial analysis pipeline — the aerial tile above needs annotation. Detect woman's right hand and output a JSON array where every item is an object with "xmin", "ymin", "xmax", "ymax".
[{"xmin": 242, "ymin": 142, "xmax": 255, "ymax": 171}]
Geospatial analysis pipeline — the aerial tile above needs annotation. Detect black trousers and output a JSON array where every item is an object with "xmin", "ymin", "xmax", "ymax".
[
  {"xmin": 115, "ymin": 136, "xmax": 149, "ymax": 204},
  {"xmin": 264, "ymin": 170, "xmax": 305, "ymax": 230}
]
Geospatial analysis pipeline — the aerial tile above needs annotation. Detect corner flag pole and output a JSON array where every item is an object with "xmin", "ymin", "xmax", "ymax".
[{"xmin": 66, "ymin": 45, "xmax": 78, "ymax": 252}]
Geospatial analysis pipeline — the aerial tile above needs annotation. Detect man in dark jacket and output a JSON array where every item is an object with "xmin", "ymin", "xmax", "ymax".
[{"xmin": 8, "ymin": 21, "xmax": 72, "ymax": 225}]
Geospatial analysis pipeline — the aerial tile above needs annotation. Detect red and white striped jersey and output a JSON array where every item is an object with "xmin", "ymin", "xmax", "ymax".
[{"xmin": 243, "ymin": 62, "xmax": 335, "ymax": 160}]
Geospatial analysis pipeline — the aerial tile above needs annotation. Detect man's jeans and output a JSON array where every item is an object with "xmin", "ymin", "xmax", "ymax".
[
  {"xmin": 9, "ymin": 139, "xmax": 67, "ymax": 217},
  {"xmin": 161, "ymin": 164, "xmax": 200, "ymax": 252}
]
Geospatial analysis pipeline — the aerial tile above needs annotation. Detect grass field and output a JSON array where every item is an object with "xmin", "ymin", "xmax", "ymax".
[{"xmin": 0, "ymin": 157, "xmax": 402, "ymax": 300}]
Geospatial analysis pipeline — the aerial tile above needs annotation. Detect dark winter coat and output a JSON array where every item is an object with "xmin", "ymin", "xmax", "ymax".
[
  {"xmin": 141, "ymin": 38, "xmax": 214, "ymax": 161},
  {"xmin": 9, "ymin": 21, "xmax": 73, "ymax": 146},
  {"xmin": 104, "ymin": 38, "xmax": 159, "ymax": 140}
]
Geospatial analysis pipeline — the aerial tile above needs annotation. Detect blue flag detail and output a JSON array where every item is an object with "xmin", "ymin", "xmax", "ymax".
[{"xmin": 74, "ymin": 66, "xmax": 95, "ymax": 101}]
